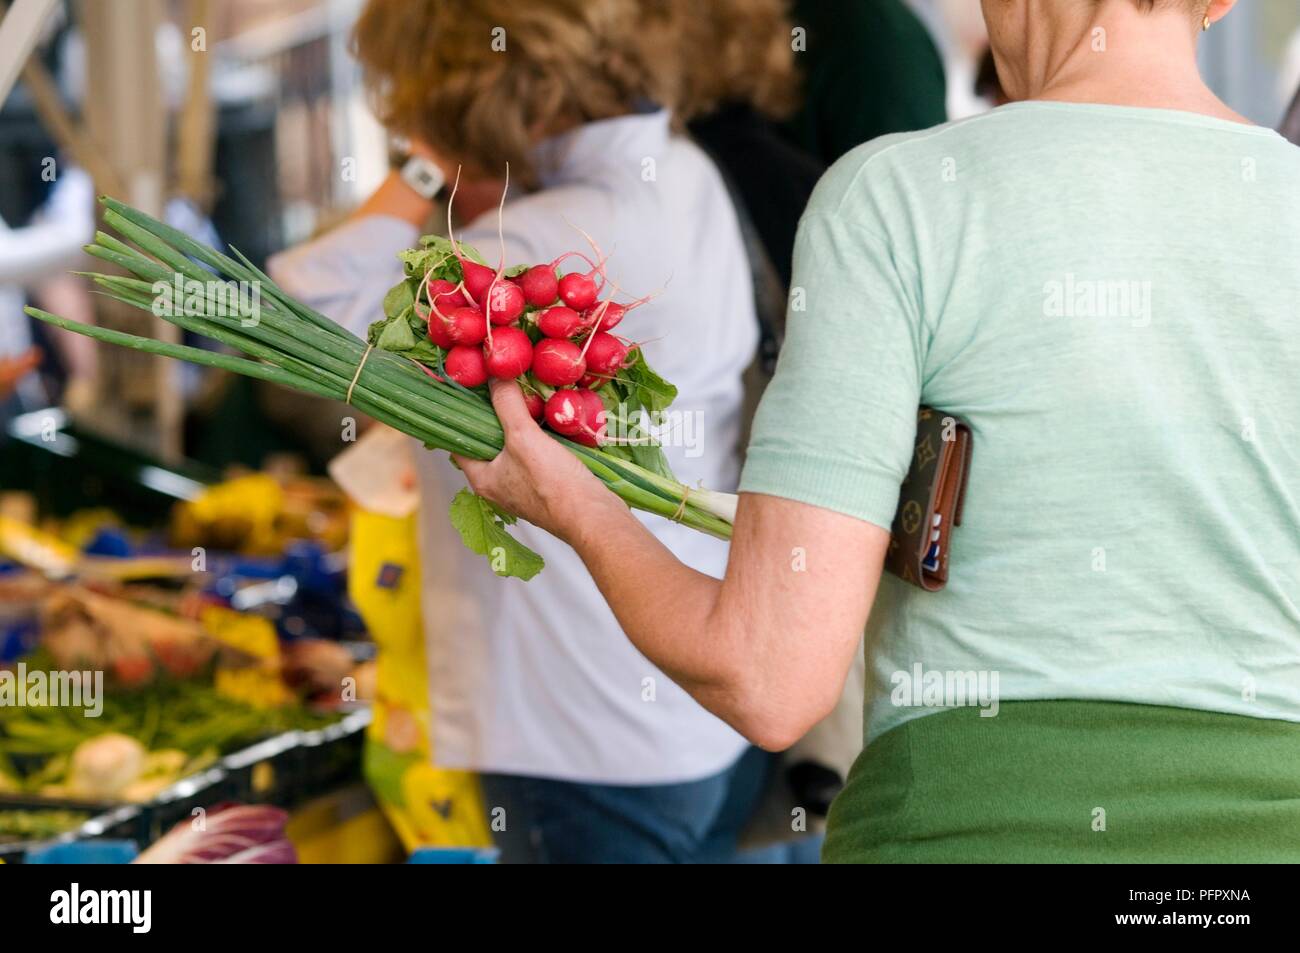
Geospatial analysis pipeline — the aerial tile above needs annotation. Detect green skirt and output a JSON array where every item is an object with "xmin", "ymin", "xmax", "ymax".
[{"xmin": 823, "ymin": 700, "xmax": 1300, "ymax": 863}]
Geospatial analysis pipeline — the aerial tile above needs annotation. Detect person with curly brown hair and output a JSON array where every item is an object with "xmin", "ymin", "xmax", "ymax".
[{"xmin": 270, "ymin": 0, "xmax": 769, "ymax": 862}]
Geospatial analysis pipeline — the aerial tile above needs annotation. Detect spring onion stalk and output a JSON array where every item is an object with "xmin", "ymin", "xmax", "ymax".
[{"xmin": 24, "ymin": 198, "xmax": 738, "ymax": 559}]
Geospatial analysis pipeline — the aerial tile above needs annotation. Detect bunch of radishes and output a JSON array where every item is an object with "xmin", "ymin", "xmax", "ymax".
[{"xmin": 420, "ymin": 251, "xmax": 645, "ymax": 448}]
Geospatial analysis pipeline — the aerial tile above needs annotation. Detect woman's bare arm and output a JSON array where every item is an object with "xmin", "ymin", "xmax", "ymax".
[{"xmin": 456, "ymin": 381, "xmax": 890, "ymax": 749}]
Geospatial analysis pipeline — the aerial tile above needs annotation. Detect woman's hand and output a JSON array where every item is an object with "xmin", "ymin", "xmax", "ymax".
[{"xmin": 452, "ymin": 380, "xmax": 618, "ymax": 545}]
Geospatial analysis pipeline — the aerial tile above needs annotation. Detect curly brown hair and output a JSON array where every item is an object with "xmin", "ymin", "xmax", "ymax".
[
  {"xmin": 352, "ymin": 0, "xmax": 675, "ymax": 186},
  {"xmin": 640, "ymin": 0, "xmax": 799, "ymax": 123}
]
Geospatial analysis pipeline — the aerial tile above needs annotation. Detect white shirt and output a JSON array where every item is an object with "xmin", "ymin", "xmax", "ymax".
[
  {"xmin": 1, "ymin": 167, "xmax": 97, "ymax": 404},
  {"xmin": 271, "ymin": 110, "xmax": 757, "ymax": 783}
]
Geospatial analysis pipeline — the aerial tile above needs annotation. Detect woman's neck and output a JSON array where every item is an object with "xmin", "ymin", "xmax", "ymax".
[{"xmin": 994, "ymin": 0, "xmax": 1252, "ymax": 125}]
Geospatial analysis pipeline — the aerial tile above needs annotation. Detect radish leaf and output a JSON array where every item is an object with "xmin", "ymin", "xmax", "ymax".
[
  {"xmin": 623, "ymin": 348, "xmax": 678, "ymax": 414},
  {"xmin": 382, "ymin": 279, "xmax": 415, "ymax": 319},
  {"xmin": 449, "ymin": 489, "xmax": 545, "ymax": 581}
]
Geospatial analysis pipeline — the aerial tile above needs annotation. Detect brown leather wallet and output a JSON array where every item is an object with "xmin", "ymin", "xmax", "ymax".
[{"xmin": 883, "ymin": 408, "xmax": 973, "ymax": 591}]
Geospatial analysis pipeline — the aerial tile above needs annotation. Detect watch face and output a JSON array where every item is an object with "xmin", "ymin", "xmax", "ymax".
[
  {"xmin": 402, "ymin": 156, "xmax": 445, "ymax": 199},
  {"xmin": 412, "ymin": 166, "xmax": 439, "ymax": 190}
]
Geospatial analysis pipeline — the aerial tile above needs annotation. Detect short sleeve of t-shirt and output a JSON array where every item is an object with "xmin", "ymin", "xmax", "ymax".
[{"xmin": 739, "ymin": 192, "xmax": 926, "ymax": 531}]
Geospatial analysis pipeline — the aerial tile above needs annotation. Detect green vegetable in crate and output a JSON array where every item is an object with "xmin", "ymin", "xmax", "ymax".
[
  {"xmin": 0, "ymin": 667, "xmax": 338, "ymax": 798},
  {"xmin": 0, "ymin": 809, "xmax": 91, "ymax": 842}
]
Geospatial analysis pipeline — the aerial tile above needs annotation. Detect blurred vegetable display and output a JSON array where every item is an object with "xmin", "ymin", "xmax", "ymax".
[
  {"xmin": 0, "ymin": 672, "xmax": 339, "ymax": 802},
  {"xmin": 170, "ymin": 473, "xmax": 349, "ymax": 556},
  {"xmin": 41, "ymin": 586, "xmax": 216, "ymax": 687},
  {"xmin": 0, "ymin": 808, "xmax": 91, "ymax": 845}
]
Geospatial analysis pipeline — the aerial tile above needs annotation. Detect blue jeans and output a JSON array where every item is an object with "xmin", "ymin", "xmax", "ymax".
[{"xmin": 479, "ymin": 746, "xmax": 791, "ymax": 863}]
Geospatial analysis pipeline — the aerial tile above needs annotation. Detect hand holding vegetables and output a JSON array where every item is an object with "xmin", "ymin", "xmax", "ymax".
[{"xmin": 453, "ymin": 380, "xmax": 623, "ymax": 545}]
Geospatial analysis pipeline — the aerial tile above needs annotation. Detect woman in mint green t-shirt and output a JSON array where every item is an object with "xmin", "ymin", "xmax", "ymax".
[{"xmin": 454, "ymin": 0, "xmax": 1300, "ymax": 862}]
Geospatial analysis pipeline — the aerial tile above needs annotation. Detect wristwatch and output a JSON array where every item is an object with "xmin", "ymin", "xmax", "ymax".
[{"xmin": 392, "ymin": 137, "xmax": 446, "ymax": 201}]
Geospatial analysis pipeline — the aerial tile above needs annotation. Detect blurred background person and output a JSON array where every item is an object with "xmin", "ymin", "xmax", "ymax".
[
  {"xmin": 0, "ymin": 348, "xmax": 41, "ymax": 405},
  {"xmin": 666, "ymin": 0, "xmax": 822, "ymax": 296},
  {"xmin": 0, "ymin": 163, "xmax": 95, "ymax": 431},
  {"xmin": 269, "ymin": 0, "xmax": 766, "ymax": 863},
  {"xmin": 667, "ymin": 0, "xmax": 952, "ymax": 378},
  {"xmin": 783, "ymin": 0, "xmax": 948, "ymax": 166}
]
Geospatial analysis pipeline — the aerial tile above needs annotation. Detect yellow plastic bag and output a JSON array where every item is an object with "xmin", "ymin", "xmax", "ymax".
[{"xmin": 348, "ymin": 509, "xmax": 491, "ymax": 851}]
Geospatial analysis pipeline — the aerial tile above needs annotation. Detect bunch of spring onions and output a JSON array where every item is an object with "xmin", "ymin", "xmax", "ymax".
[{"xmin": 24, "ymin": 198, "xmax": 737, "ymax": 580}]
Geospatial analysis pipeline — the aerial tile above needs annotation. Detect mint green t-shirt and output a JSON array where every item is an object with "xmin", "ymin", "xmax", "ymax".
[{"xmin": 740, "ymin": 101, "xmax": 1300, "ymax": 742}]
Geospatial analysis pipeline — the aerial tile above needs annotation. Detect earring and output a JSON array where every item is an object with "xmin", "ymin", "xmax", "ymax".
[{"xmin": 1202, "ymin": 15, "xmax": 1211, "ymax": 31}]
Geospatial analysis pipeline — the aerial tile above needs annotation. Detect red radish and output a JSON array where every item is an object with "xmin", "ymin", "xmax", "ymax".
[
  {"xmin": 461, "ymin": 260, "xmax": 496, "ymax": 302},
  {"xmin": 427, "ymin": 278, "xmax": 465, "ymax": 310},
  {"xmin": 523, "ymin": 391, "xmax": 544, "ymax": 420},
  {"xmin": 444, "ymin": 345, "xmax": 488, "ymax": 387},
  {"xmin": 548, "ymin": 233, "xmax": 610, "ymax": 308},
  {"xmin": 544, "ymin": 387, "xmax": 604, "ymax": 439},
  {"xmin": 445, "ymin": 306, "xmax": 488, "ymax": 346},
  {"xmin": 558, "ymin": 272, "xmax": 599, "ymax": 311},
  {"xmin": 579, "ymin": 373, "xmax": 607, "ymax": 390},
  {"xmin": 576, "ymin": 399, "xmax": 608, "ymax": 446},
  {"xmin": 544, "ymin": 390, "xmax": 583, "ymax": 435},
  {"xmin": 483, "ymin": 326, "xmax": 533, "ymax": 379},
  {"xmin": 532, "ymin": 339, "xmax": 586, "ymax": 387},
  {"xmin": 537, "ymin": 306, "xmax": 583, "ymax": 339},
  {"xmin": 519, "ymin": 265, "xmax": 559, "ymax": 308},
  {"xmin": 483, "ymin": 280, "xmax": 525, "ymax": 325},
  {"xmin": 427, "ymin": 312, "xmax": 455, "ymax": 348},
  {"xmin": 547, "ymin": 388, "xmax": 606, "ymax": 446},
  {"xmin": 583, "ymin": 331, "xmax": 629, "ymax": 378},
  {"xmin": 588, "ymin": 301, "xmax": 627, "ymax": 332}
]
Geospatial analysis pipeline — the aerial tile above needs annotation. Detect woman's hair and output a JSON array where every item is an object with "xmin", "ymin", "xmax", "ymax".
[
  {"xmin": 642, "ymin": 0, "xmax": 799, "ymax": 123},
  {"xmin": 352, "ymin": 0, "xmax": 674, "ymax": 186}
]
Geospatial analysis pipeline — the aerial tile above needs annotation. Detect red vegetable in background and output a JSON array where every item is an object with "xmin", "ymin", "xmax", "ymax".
[{"xmin": 134, "ymin": 803, "xmax": 297, "ymax": 864}]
